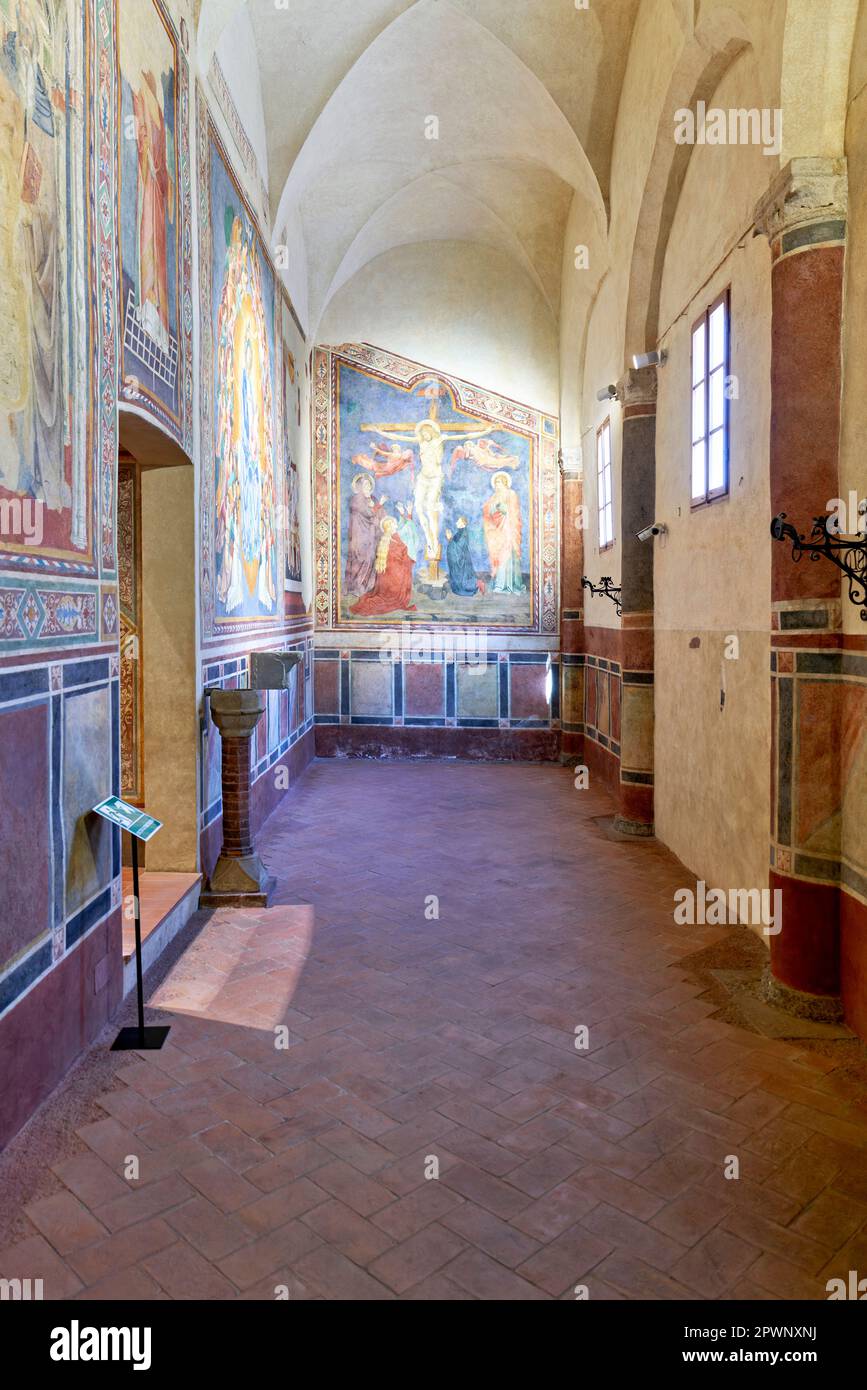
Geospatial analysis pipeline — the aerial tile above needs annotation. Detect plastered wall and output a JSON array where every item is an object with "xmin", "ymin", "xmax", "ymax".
[{"xmin": 318, "ymin": 241, "xmax": 560, "ymax": 419}]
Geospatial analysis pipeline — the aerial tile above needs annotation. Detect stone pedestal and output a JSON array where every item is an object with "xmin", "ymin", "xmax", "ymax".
[{"xmin": 200, "ymin": 688, "xmax": 275, "ymax": 908}]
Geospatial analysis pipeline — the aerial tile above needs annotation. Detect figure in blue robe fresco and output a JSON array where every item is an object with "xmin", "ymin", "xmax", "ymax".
[
  {"xmin": 446, "ymin": 517, "xmax": 485, "ymax": 596},
  {"xmin": 396, "ymin": 501, "xmax": 423, "ymax": 564}
]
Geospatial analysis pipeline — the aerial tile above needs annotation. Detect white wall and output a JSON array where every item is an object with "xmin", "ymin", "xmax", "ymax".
[{"xmin": 318, "ymin": 240, "xmax": 560, "ymax": 415}]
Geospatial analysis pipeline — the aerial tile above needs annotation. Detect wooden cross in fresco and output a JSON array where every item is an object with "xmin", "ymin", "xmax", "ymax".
[
  {"xmin": 359, "ymin": 379, "xmax": 495, "ymax": 579},
  {"xmin": 360, "ymin": 377, "xmax": 481, "ymax": 434}
]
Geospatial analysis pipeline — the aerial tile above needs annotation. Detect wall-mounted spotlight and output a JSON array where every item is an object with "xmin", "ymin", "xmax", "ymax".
[
  {"xmin": 596, "ymin": 384, "xmax": 618, "ymax": 403},
  {"xmin": 632, "ymin": 349, "xmax": 668, "ymax": 370}
]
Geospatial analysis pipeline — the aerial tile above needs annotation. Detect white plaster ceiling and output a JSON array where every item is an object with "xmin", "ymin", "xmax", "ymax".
[{"xmin": 199, "ymin": 0, "xmax": 640, "ymax": 334}]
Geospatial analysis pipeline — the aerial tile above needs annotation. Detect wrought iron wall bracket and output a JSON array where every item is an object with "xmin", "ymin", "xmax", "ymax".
[
  {"xmin": 582, "ymin": 575, "xmax": 622, "ymax": 617},
  {"xmin": 770, "ymin": 513, "xmax": 867, "ymax": 622}
]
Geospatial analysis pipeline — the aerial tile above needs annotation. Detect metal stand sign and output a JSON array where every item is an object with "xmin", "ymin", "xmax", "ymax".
[{"xmin": 92, "ymin": 797, "xmax": 169, "ymax": 1051}]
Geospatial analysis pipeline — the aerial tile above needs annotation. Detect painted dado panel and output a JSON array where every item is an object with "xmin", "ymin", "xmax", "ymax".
[{"xmin": 314, "ymin": 649, "xmax": 557, "ymax": 732}]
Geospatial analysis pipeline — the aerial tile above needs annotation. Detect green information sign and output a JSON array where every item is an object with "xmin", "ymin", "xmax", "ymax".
[{"xmin": 93, "ymin": 796, "xmax": 162, "ymax": 842}]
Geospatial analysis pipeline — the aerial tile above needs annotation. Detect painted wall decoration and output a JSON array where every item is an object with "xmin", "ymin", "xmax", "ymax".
[
  {"xmin": 314, "ymin": 344, "xmax": 559, "ymax": 633},
  {"xmin": 281, "ymin": 293, "xmax": 311, "ymax": 613},
  {"xmin": 116, "ymin": 0, "xmax": 192, "ymax": 451},
  {"xmin": 283, "ymin": 335, "xmax": 301, "ymax": 588},
  {"xmin": 198, "ymin": 95, "xmax": 281, "ymax": 637},
  {"xmin": 0, "ymin": 0, "xmax": 92, "ymax": 573},
  {"xmin": 0, "ymin": 0, "xmax": 122, "ymax": 1149}
]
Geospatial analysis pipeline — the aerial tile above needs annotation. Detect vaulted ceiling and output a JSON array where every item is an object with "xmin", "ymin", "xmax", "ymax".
[{"xmin": 199, "ymin": 0, "xmax": 641, "ymax": 334}]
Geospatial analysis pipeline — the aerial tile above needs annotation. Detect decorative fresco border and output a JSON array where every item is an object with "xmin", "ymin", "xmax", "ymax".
[
  {"xmin": 208, "ymin": 53, "xmax": 270, "ymax": 227},
  {"xmin": 96, "ymin": 0, "xmax": 120, "ymax": 579},
  {"xmin": 197, "ymin": 88, "xmax": 286, "ymax": 643},
  {"xmin": 312, "ymin": 344, "xmax": 559, "ymax": 638},
  {"xmin": 115, "ymin": 0, "xmax": 193, "ymax": 454}
]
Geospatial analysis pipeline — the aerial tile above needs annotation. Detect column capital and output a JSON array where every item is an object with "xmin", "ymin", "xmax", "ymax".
[
  {"xmin": 206, "ymin": 688, "xmax": 266, "ymax": 740},
  {"xmin": 559, "ymin": 445, "xmax": 583, "ymax": 481},
  {"xmin": 754, "ymin": 157, "xmax": 848, "ymax": 245},
  {"xmin": 616, "ymin": 365, "xmax": 657, "ymax": 410}
]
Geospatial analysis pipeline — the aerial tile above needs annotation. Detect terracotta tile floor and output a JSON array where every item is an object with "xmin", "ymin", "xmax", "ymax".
[{"xmin": 3, "ymin": 759, "xmax": 867, "ymax": 1300}]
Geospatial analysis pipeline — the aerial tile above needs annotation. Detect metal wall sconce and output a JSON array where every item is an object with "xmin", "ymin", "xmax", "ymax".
[
  {"xmin": 582, "ymin": 575, "xmax": 622, "ymax": 616},
  {"xmin": 770, "ymin": 513, "xmax": 867, "ymax": 622}
]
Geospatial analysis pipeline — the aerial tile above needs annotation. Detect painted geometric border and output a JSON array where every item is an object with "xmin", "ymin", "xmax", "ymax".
[
  {"xmin": 0, "ymin": 0, "xmax": 119, "ymax": 654},
  {"xmin": 313, "ymin": 343, "xmax": 559, "ymax": 636}
]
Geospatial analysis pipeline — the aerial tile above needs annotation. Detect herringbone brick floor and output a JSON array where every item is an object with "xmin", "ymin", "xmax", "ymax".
[{"xmin": 2, "ymin": 760, "xmax": 867, "ymax": 1299}]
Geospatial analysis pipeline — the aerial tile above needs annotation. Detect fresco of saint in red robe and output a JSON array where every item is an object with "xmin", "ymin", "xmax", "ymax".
[
  {"xmin": 351, "ymin": 517, "xmax": 417, "ymax": 616},
  {"xmin": 482, "ymin": 472, "xmax": 525, "ymax": 594}
]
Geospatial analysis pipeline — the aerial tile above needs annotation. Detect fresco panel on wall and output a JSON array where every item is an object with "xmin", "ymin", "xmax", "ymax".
[
  {"xmin": 314, "ymin": 344, "xmax": 558, "ymax": 636},
  {"xmin": 198, "ymin": 92, "xmax": 282, "ymax": 640},
  {"xmin": 116, "ymin": 0, "xmax": 192, "ymax": 452}
]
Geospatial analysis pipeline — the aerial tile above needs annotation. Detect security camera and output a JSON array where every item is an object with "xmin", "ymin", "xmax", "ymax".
[
  {"xmin": 632, "ymin": 349, "xmax": 668, "ymax": 370},
  {"xmin": 596, "ymin": 384, "xmax": 617, "ymax": 403},
  {"xmin": 636, "ymin": 522, "xmax": 667, "ymax": 542}
]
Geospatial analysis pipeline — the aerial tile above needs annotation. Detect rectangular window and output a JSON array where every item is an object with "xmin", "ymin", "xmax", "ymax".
[
  {"xmin": 691, "ymin": 289, "xmax": 730, "ymax": 505},
  {"xmin": 597, "ymin": 418, "xmax": 614, "ymax": 549}
]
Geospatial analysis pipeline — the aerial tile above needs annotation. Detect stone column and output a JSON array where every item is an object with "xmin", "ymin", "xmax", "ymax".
[
  {"xmin": 613, "ymin": 366, "xmax": 657, "ymax": 837},
  {"xmin": 754, "ymin": 158, "xmax": 848, "ymax": 1020},
  {"xmin": 200, "ymin": 688, "xmax": 275, "ymax": 908},
  {"xmin": 559, "ymin": 445, "xmax": 585, "ymax": 764}
]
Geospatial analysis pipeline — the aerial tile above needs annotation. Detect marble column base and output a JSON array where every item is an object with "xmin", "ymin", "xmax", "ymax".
[
  {"xmin": 612, "ymin": 813, "xmax": 655, "ymax": 839},
  {"xmin": 200, "ymin": 851, "xmax": 275, "ymax": 908}
]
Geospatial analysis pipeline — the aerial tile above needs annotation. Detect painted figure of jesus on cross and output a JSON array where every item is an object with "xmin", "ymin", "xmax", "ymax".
[{"xmin": 358, "ymin": 381, "xmax": 496, "ymax": 582}]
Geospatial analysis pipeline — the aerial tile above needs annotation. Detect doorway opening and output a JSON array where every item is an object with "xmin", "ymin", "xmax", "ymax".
[{"xmin": 117, "ymin": 413, "xmax": 201, "ymax": 989}]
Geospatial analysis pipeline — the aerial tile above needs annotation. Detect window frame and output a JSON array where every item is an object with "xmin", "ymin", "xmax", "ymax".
[
  {"xmin": 690, "ymin": 287, "xmax": 731, "ymax": 508},
  {"xmin": 596, "ymin": 417, "xmax": 614, "ymax": 552}
]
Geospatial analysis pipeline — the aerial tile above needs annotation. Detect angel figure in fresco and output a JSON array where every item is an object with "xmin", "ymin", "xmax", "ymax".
[
  {"xmin": 483, "ymin": 472, "xmax": 525, "ymax": 595},
  {"xmin": 450, "ymin": 437, "xmax": 520, "ymax": 475},
  {"xmin": 351, "ymin": 441, "xmax": 414, "ymax": 479},
  {"xmin": 344, "ymin": 473, "xmax": 385, "ymax": 597},
  {"xmin": 132, "ymin": 68, "xmax": 174, "ymax": 354},
  {"xmin": 351, "ymin": 516, "xmax": 417, "ymax": 617}
]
